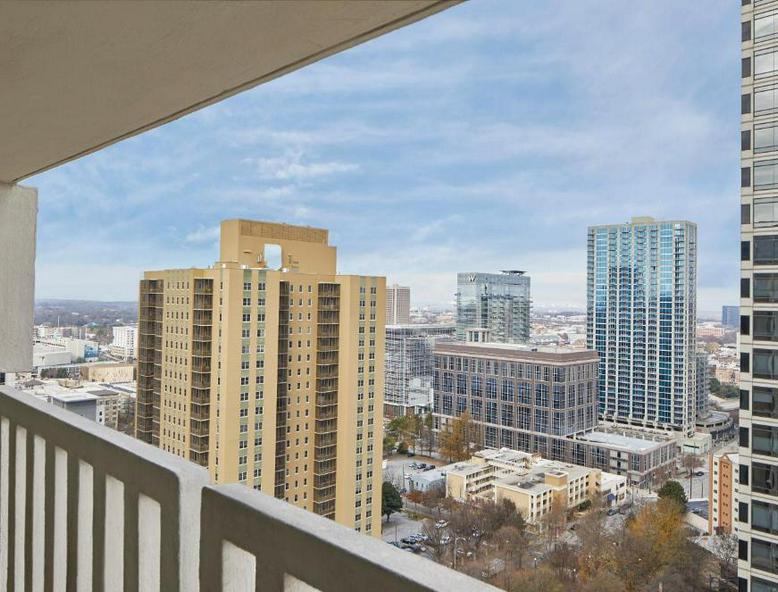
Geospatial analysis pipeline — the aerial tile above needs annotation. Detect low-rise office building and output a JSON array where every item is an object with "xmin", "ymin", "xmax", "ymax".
[
  {"xmin": 433, "ymin": 341, "xmax": 677, "ymax": 486},
  {"xmin": 440, "ymin": 448, "xmax": 627, "ymax": 524},
  {"xmin": 80, "ymin": 361, "xmax": 135, "ymax": 384}
]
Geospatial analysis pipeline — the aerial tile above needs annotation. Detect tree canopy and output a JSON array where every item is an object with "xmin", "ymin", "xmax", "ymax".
[
  {"xmin": 657, "ymin": 480, "xmax": 688, "ymax": 509},
  {"xmin": 382, "ymin": 481, "xmax": 403, "ymax": 522}
]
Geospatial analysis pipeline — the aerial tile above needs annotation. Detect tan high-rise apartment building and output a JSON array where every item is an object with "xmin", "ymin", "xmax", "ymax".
[
  {"xmin": 136, "ymin": 219, "xmax": 385, "ymax": 536},
  {"xmin": 386, "ymin": 283, "xmax": 410, "ymax": 325}
]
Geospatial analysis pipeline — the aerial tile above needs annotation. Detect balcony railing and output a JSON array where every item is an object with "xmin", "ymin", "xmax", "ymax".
[{"xmin": 0, "ymin": 385, "xmax": 490, "ymax": 591}]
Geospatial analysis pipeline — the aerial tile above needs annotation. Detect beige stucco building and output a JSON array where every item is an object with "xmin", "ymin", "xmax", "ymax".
[
  {"xmin": 80, "ymin": 361, "xmax": 135, "ymax": 383},
  {"xmin": 136, "ymin": 219, "xmax": 385, "ymax": 535},
  {"xmin": 442, "ymin": 448, "xmax": 624, "ymax": 525}
]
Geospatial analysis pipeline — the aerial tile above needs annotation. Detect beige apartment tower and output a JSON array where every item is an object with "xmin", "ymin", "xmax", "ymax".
[
  {"xmin": 386, "ymin": 283, "xmax": 410, "ymax": 325},
  {"xmin": 136, "ymin": 219, "xmax": 385, "ymax": 536}
]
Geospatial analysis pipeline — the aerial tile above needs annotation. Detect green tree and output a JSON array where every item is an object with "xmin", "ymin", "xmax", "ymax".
[
  {"xmin": 382, "ymin": 481, "xmax": 403, "ymax": 522},
  {"xmin": 657, "ymin": 480, "xmax": 688, "ymax": 509},
  {"xmin": 709, "ymin": 377, "xmax": 721, "ymax": 394}
]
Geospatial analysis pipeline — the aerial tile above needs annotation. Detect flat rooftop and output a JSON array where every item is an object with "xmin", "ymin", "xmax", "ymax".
[
  {"xmin": 434, "ymin": 341, "xmax": 598, "ymax": 363},
  {"xmin": 441, "ymin": 462, "xmax": 489, "ymax": 477},
  {"xmin": 577, "ymin": 430, "xmax": 667, "ymax": 453}
]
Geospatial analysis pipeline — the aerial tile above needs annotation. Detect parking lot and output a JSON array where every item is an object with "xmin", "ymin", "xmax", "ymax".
[{"xmin": 383, "ymin": 454, "xmax": 445, "ymax": 492}]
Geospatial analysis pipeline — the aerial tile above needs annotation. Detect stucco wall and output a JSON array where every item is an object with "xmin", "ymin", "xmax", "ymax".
[{"xmin": 0, "ymin": 183, "xmax": 36, "ymax": 371}]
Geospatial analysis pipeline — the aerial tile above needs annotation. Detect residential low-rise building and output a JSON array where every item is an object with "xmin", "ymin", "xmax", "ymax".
[
  {"xmin": 408, "ymin": 469, "xmax": 446, "ymax": 493},
  {"xmin": 441, "ymin": 448, "xmax": 627, "ymax": 523},
  {"xmin": 494, "ymin": 463, "xmax": 597, "ymax": 524}
]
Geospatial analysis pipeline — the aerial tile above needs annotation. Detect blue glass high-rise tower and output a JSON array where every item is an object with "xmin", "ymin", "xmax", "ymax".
[{"xmin": 586, "ymin": 217, "xmax": 697, "ymax": 436}]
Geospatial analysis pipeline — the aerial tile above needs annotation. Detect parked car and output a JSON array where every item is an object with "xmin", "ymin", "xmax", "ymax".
[
  {"xmin": 695, "ymin": 471, "xmax": 705, "ymax": 477},
  {"xmin": 424, "ymin": 466, "xmax": 435, "ymax": 471},
  {"xmin": 607, "ymin": 508, "xmax": 618, "ymax": 516},
  {"xmin": 409, "ymin": 462, "xmax": 417, "ymax": 469},
  {"xmin": 406, "ymin": 452, "xmax": 415, "ymax": 457},
  {"xmin": 435, "ymin": 520, "xmax": 448, "ymax": 529}
]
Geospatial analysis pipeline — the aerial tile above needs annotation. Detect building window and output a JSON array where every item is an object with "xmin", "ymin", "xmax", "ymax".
[
  {"xmin": 756, "ymin": 13, "xmax": 778, "ymax": 40},
  {"xmin": 756, "ymin": 161, "xmax": 778, "ymax": 190},
  {"xmin": 745, "ymin": 56, "xmax": 753, "ymax": 78},
  {"xmin": 744, "ymin": 19, "xmax": 752, "ymax": 42},
  {"xmin": 743, "ymin": 277, "xmax": 751, "ymax": 298},
  {"xmin": 754, "ymin": 387, "xmax": 778, "ymax": 418},
  {"xmin": 743, "ymin": 240, "xmax": 752, "ymax": 261},
  {"xmin": 753, "ymin": 424, "xmax": 778, "ymax": 457},
  {"xmin": 752, "ymin": 500, "xmax": 778, "ymax": 534},
  {"xmin": 744, "ymin": 93, "xmax": 753, "ymax": 115},
  {"xmin": 752, "ymin": 538, "xmax": 778, "ymax": 574},
  {"xmin": 753, "ymin": 349, "xmax": 778, "ymax": 379},
  {"xmin": 755, "ymin": 311, "xmax": 778, "ymax": 341},
  {"xmin": 757, "ymin": 49, "xmax": 778, "ymax": 78},
  {"xmin": 755, "ymin": 273, "xmax": 778, "ymax": 302},
  {"xmin": 744, "ymin": 203, "xmax": 753, "ymax": 225},
  {"xmin": 756, "ymin": 87, "xmax": 778, "ymax": 115},
  {"xmin": 742, "ymin": 351, "xmax": 751, "ymax": 373},
  {"xmin": 741, "ymin": 426, "xmax": 751, "ymax": 448},
  {"xmin": 755, "ymin": 236, "xmax": 778, "ymax": 264},
  {"xmin": 756, "ymin": 124, "xmax": 778, "ymax": 154},
  {"xmin": 753, "ymin": 576, "xmax": 778, "ymax": 592},
  {"xmin": 742, "ymin": 389, "xmax": 751, "ymax": 411},
  {"xmin": 755, "ymin": 199, "xmax": 778, "ymax": 228},
  {"xmin": 743, "ymin": 314, "xmax": 752, "ymax": 336}
]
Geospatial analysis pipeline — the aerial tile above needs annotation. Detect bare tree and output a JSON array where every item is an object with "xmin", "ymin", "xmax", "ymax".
[
  {"xmin": 422, "ymin": 519, "xmax": 449, "ymax": 563},
  {"xmin": 711, "ymin": 532, "xmax": 738, "ymax": 584},
  {"xmin": 541, "ymin": 498, "xmax": 566, "ymax": 551}
]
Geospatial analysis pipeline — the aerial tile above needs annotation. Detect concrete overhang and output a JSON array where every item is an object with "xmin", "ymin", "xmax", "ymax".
[{"xmin": 0, "ymin": 0, "xmax": 459, "ymax": 184}]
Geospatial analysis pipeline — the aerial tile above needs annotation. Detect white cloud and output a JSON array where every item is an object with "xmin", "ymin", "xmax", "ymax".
[
  {"xmin": 246, "ymin": 152, "xmax": 358, "ymax": 180},
  {"xmin": 184, "ymin": 225, "xmax": 220, "ymax": 243}
]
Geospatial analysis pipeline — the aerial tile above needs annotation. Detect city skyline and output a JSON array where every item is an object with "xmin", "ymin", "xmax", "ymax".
[{"xmin": 27, "ymin": 0, "xmax": 739, "ymax": 312}]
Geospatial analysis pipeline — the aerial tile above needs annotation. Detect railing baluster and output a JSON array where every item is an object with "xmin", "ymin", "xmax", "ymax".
[
  {"xmin": 0, "ymin": 417, "xmax": 10, "ymax": 592},
  {"xmin": 66, "ymin": 452, "xmax": 79, "ymax": 591},
  {"xmin": 123, "ymin": 486, "xmax": 139, "ymax": 592},
  {"xmin": 14, "ymin": 425, "xmax": 26, "ymax": 592},
  {"xmin": 77, "ymin": 460, "xmax": 93, "ymax": 592},
  {"xmin": 138, "ymin": 494, "xmax": 160, "ymax": 592},
  {"xmin": 31, "ymin": 435, "xmax": 45, "ymax": 592},
  {"xmin": 104, "ymin": 475, "xmax": 125, "ymax": 592},
  {"xmin": 91, "ymin": 466, "xmax": 106, "ymax": 592},
  {"xmin": 52, "ymin": 448, "xmax": 67, "ymax": 592}
]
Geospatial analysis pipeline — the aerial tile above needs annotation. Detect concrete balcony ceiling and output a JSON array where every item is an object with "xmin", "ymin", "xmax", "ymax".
[{"xmin": 0, "ymin": 0, "xmax": 458, "ymax": 184}]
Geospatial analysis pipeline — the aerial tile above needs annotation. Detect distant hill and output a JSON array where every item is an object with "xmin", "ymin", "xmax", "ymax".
[{"xmin": 35, "ymin": 299, "xmax": 138, "ymax": 327}]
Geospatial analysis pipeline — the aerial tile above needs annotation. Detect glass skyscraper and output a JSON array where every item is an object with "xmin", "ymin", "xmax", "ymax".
[
  {"xmin": 586, "ymin": 217, "xmax": 697, "ymax": 436},
  {"xmin": 455, "ymin": 271, "xmax": 531, "ymax": 344}
]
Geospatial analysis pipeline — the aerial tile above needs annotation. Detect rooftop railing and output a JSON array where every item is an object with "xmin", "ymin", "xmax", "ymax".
[{"xmin": 0, "ymin": 385, "xmax": 493, "ymax": 592}]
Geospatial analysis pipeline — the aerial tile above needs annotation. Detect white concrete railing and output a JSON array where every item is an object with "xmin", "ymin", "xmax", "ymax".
[{"xmin": 0, "ymin": 386, "xmax": 494, "ymax": 592}]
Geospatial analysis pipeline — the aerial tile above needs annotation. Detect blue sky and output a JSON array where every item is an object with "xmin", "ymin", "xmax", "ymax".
[{"xmin": 30, "ymin": 0, "xmax": 739, "ymax": 313}]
